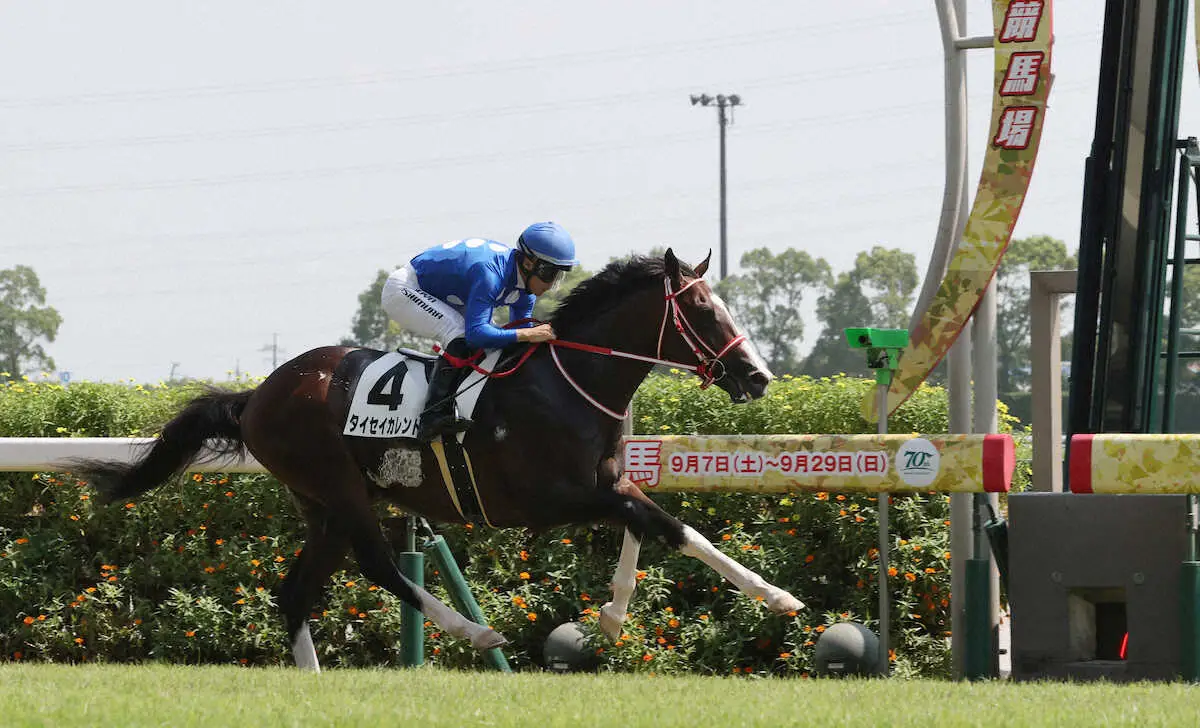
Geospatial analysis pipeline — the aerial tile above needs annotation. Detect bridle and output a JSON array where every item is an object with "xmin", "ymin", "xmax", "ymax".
[
  {"xmin": 435, "ymin": 274, "xmax": 751, "ymax": 421},
  {"xmin": 655, "ymin": 276, "xmax": 747, "ymax": 391},
  {"xmin": 546, "ymin": 274, "xmax": 747, "ymax": 419}
]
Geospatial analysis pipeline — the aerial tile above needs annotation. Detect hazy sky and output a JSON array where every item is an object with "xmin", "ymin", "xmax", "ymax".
[{"xmin": 1, "ymin": 2, "xmax": 1195, "ymax": 383}]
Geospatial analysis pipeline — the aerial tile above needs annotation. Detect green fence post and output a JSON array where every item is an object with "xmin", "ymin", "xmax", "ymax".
[{"xmin": 398, "ymin": 516, "xmax": 425, "ymax": 667}]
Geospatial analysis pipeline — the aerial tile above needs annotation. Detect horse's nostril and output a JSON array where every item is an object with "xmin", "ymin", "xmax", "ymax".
[{"xmin": 749, "ymin": 370, "xmax": 771, "ymax": 390}]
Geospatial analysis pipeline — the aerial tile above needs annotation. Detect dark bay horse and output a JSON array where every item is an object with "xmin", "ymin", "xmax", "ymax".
[{"xmin": 78, "ymin": 249, "xmax": 803, "ymax": 671}]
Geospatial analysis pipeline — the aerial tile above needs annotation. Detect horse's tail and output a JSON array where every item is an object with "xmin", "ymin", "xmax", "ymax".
[{"xmin": 76, "ymin": 388, "xmax": 254, "ymax": 504}]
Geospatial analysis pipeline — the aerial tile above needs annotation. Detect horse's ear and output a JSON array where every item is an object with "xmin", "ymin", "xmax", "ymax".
[
  {"xmin": 695, "ymin": 249, "xmax": 712, "ymax": 277},
  {"xmin": 664, "ymin": 247, "xmax": 682, "ymax": 287}
]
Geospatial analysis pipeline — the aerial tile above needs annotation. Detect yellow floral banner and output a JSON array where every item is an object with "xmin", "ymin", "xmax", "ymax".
[
  {"xmin": 1071, "ymin": 434, "xmax": 1200, "ymax": 493},
  {"xmin": 622, "ymin": 434, "xmax": 1013, "ymax": 494},
  {"xmin": 866, "ymin": 0, "xmax": 1053, "ymax": 421}
]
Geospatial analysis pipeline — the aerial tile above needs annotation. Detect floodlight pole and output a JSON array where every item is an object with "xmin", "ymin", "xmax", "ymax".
[{"xmin": 690, "ymin": 93, "xmax": 742, "ymax": 280}]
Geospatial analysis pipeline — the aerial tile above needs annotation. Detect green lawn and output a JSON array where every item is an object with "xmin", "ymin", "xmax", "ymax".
[{"xmin": 0, "ymin": 664, "xmax": 1196, "ymax": 727}]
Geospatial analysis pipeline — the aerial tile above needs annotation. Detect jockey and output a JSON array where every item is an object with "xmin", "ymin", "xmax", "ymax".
[{"xmin": 381, "ymin": 221, "xmax": 577, "ymax": 442}]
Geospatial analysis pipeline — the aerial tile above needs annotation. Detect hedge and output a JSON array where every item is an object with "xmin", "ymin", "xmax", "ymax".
[{"xmin": 0, "ymin": 371, "xmax": 1013, "ymax": 677}]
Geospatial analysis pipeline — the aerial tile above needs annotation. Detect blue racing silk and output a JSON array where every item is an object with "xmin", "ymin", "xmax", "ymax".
[{"xmin": 409, "ymin": 238, "xmax": 536, "ymax": 349}]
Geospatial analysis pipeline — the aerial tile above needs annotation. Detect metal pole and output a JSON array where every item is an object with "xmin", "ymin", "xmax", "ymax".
[
  {"xmin": 398, "ymin": 516, "xmax": 424, "ymax": 667},
  {"xmin": 876, "ymin": 379, "xmax": 891, "ymax": 675},
  {"xmin": 718, "ymin": 101, "xmax": 728, "ymax": 281}
]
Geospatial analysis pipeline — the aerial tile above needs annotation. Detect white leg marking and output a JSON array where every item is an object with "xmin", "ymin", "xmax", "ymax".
[
  {"xmin": 416, "ymin": 586, "xmax": 507, "ymax": 651},
  {"xmin": 292, "ymin": 622, "xmax": 321, "ymax": 673},
  {"xmin": 679, "ymin": 525, "xmax": 805, "ymax": 613},
  {"xmin": 599, "ymin": 529, "xmax": 641, "ymax": 641}
]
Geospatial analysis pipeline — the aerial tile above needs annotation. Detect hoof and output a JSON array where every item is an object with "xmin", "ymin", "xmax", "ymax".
[
  {"xmin": 767, "ymin": 591, "xmax": 806, "ymax": 615},
  {"xmin": 598, "ymin": 603, "xmax": 625, "ymax": 642},
  {"xmin": 471, "ymin": 628, "xmax": 508, "ymax": 651}
]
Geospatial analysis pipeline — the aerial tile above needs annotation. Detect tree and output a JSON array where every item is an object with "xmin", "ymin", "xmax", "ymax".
[
  {"xmin": 0, "ymin": 265, "xmax": 62, "ymax": 379},
  {"xmin": 803, "ymin": 246, "xmax": 918, "ymax": 377},
  {"xmin": 715, "ymin": 247, "xmax": 832, "ymax": 376},
  {"xmin": 996, "ymin": 235, "xmax": 1076, "ymax": 395}
]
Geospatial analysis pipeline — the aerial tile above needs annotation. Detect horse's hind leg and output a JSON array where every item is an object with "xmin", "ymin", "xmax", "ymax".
[
  {"xmin": 340, "ymin": 499, "xmax": 507, "ymax": 652},
  {"xmin": 278, "ymin": 500, "xmax": 353, "ymax": 672}
]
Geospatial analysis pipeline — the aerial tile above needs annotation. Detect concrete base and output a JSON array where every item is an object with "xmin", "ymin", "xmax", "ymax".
[{"xmin": 1008, "ymin": 493, "xmax": 1189, "ymax": 682}]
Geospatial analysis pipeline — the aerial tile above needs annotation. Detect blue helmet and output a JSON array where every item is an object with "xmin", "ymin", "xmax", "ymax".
[{"xmin": 517, "ymin": 221, "xmax": 577, "ymax": 268}]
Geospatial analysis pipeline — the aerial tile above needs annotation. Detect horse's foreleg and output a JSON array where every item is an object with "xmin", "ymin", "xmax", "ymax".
[
  {"xmin": 599, "ymin": 529, "xmax": 641, "ymax": 641},
  {"xmin": 679, "ymin": 524, "xmax": 805, "ymax": 614}
]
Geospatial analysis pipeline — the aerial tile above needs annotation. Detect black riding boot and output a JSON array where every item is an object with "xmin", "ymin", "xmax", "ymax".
[{"xmin": 416, "ymin": 338, "xmax": 473, "ymax": 443}]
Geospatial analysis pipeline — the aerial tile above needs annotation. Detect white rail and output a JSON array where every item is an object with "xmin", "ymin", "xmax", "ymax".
[{"xmin": 0, "ymin": 438, "xmax": 265, "ymax": 473}]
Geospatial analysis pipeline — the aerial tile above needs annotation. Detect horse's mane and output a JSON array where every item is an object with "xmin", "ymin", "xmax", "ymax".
[{"xmin": 550, "ymin": 255, "xmax": 696, "ymax": 333}]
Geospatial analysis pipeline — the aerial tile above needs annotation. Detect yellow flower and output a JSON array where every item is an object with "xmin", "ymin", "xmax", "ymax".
[{"xmin": 519, "ymin": 571, "xmax": 530, "ymax": 580}]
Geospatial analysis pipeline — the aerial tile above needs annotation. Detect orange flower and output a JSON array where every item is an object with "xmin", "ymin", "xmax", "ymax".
[
  {"xmin": 721, "ymin": 534, "xmax": 732, "ymax": 541},
  {"xmin": 560, "ymin": 538, "xmax": 572, "ymax": 544},
  {"xmin": 816, "ymin": 492, "xmax": 829, "ymax": 500},
  {"xmin": 125, "ymin": 503, "xmax": 135, "ymax": 509},
  {"xmin": 74, "ymin": 637, "xmax": 84, "ymax": 644},
  {"xmin": 804, "ymin": 554, "xmax": 815, "ymax": 563},
  {"xmin": 22, "ymin": 616, "xmax": 33, "ymax": 625},
  {"xmin": 526, "ymin": 612, "xmax": 537, "ymax": 622},
  {"xmin": 580, "ymin": 593, "xmax": 590, "ymax": 601},
  {"xmin": 250, "ymin": 559, "xmax": 260, "ymax": 567},
  {"xmin": 636, "ymin": 571, "xmax": 647, "ymax": 581},
  {"xmin": 925, "ymin": 567, "xmax": 937, "ymax": 574},
  {"xmin": 887, "ymin": 567, "xmax": 898, "ymax": 577},
  {"xmin": 642, "ymin": 653, "xmax": 653, "ymax": 662},
  {"xmin": 779, "ymin": 652, "xmax": 792, "ymax": 659},
  {"xmin": 14, "ymin": 538, "xmax": 28, "ymax": 545},
  {"xmin": 185, "ymin": 631, "xmax": 194, "ymax": 638},
  {"xmin": 274, "ymin": 556, "xmax": 285, "ymax": 563},
  {"xmin": 215, "ymin": 539, "xmax": 224, "ymax": 546},
  {"xmin": 519, "ymin": 572, "xmax": 530, "ymax": 580},
  {"xmin": 519, "ymin": 550, "xmax": 529, "ymax": 561},
  {"xmin": 815, "ymin": 625, "xmax": 826, "ymax": 633},
  {"xmin": 904, "ymin": 572, "xmax": 917, "ymax": 582},
  {"xmin": 191, "ymin": 473, "xmax": 203, "ymax": 482},
  {"xmin": 107, "ymin": 576, "xmax": 117, "ymax": 582},
  {"xmin": 224, "ymin": 491, "xmax": 234, "ymax": 498},
  {"xmin": 668, "ymin": 618, "xmax": 680, "ymax": 628}
]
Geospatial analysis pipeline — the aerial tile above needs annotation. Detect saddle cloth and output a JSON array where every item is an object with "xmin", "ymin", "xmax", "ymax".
[{"xmin": 342, "ymin": 349, "xmax": 501, "ymax": 440}]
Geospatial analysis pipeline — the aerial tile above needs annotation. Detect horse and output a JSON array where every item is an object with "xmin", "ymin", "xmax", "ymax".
[{"xmin": 77, "ymin": 249, "xmax": 804, "ymax": 671}]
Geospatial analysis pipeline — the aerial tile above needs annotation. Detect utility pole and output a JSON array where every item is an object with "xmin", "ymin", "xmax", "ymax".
[
  {"xmin": 690, "ymin": 92, "xmax": 742, "ymax": 280},
  {"xmin": 260, "ymin": 333, "xmax": 285, "ymax": 371}
]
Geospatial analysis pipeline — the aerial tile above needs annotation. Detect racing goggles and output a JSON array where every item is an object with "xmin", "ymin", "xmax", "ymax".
[{"xmin": 529, "ymin": 257, "xmax": 572, "ymax": 285}]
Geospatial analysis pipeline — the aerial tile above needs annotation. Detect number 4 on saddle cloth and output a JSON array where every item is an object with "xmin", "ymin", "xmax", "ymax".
[{"xmin": 341, "ymin": 348, "xmax": 501, "ymax": 441}]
